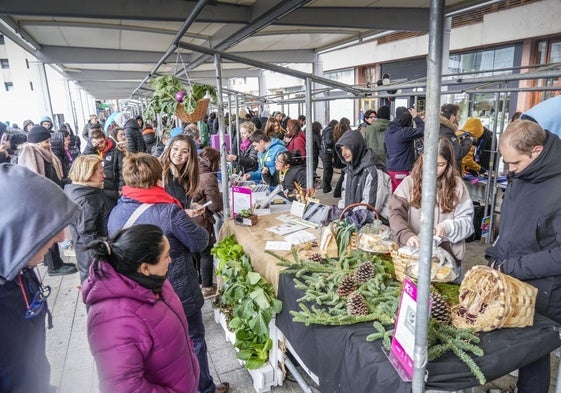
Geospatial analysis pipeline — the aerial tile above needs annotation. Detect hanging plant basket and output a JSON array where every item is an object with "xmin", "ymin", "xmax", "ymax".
[
  {"xmin": 176, "ymin": 98, "xmax": 211, "ymax": 123},
  {"xmin": 143, "ymin": 74, "xmax": 217, "ymax": 122}
]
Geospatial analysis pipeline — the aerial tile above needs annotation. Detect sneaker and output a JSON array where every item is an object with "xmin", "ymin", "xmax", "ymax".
[
  {"xmin": 215, "ymin": 382, "xmax": 230, "ymax": 393},
  {"xmin": 202, "ymin": 285, "xmax": 217, "ymax": 299},
  {"xmin": 48, "ymin": 264, "xmax": 78, "ymax": 276}
]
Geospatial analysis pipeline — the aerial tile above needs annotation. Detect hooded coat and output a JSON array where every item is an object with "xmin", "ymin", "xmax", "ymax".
[
  {"xmin": 335, "ymin": 130, "xmax": 392, "ymax": 220},
  {"xmin": 108, "ymin": 197, "xmax": 209, "ymax": 317},
  {"xmin": 458, "ymin": 118, "xmax": 495, "ymax": 174},
  {"xmin": 0, "ymin": 164, "xmax": 80, "ymax": 393},
  {"xmin": 83, "ymin": 139, "xmax": 124, "ymax": 203},
  {"xmin": 83, "ymin": 262, "xmax": 199, "ymax": 393},
  {"xmin": 64, "ymin": 183, "xmax": 112, "ymax": 282},
  {"xmin": 522, "ymin": 95, "xmax": 561, "ymax": 137},
  {"xmin": 485, "ymin": 131, "xmax": 561, "ymax": 323},
  {"xmin": 123, "ymin": 118, "xmax": 146, "ymax": 153},
  {"xmin": 364, "ymin": 119, "xmax": 389, "ymax": 163}
]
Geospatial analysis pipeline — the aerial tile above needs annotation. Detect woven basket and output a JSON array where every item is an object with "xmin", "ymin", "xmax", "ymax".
[
  {"xmin": 390, "ymin": 249, "xmax": 410, "ymax": 282},
  {"xmin": 176, "ymin": 98, "xmax": 210, "ymax": 123},
  {"xmin": 451, "ymin": 265, "xmax": 538, "ymax": 332},
  {"xmin": 337, "ymin": 203, "xmax": 379, "ymax": 254}
]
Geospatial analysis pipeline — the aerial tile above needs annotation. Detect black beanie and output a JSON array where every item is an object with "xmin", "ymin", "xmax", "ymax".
[
  {"xmin": 377, "ymin": 106, "xmax": 391, "ymax": 120},
  {"xmin": 28, "ymin": 125, "xmax": 52, "ymax": 143},
  {"xmin": 395, "ymin": 107, "xmax": 412, "ymax": 127}
]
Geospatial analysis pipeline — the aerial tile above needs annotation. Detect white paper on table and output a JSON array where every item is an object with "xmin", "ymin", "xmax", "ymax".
[
  {"xmin": 284, "ymin": 230, "xmax": 317, "ymax": 245},
  {"xmin": 276, "ymin": 214, "xmax": 296, "ymax": 223},
  {"xmin": 264, "ymin": 241, "xmax": 293, "ymax": 251},
  {"xmin": 266, "ymin": 223, "xmax": 307, "ymax": 235}
]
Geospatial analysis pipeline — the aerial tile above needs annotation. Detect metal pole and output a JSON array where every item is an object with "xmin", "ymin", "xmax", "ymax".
[
  {"xmin": 227, "ymin": 94, "xmax": 232, "ymax": 141},
  {"xmin": 304, "ymin": 77, "xmax": 313, "ymax": 189},
  {"xmin": 412, "ymin": 1, "xmax": 445, "ymax": 392},
  {"xmin": 215, "ymin": 54, "xmax": 230, "ymax": 218},
  {"xmin": 40, "ymin": 63, "xmax": 54, "ymax": 117},
  {"xmin": 235, "ymin": 94, "xmax": 241, "ymax": 156}
]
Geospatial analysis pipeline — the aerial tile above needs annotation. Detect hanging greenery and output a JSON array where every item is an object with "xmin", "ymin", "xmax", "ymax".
[{"xmin": 143, "ymin": 74, "xmax": 217, "ymax": 120}]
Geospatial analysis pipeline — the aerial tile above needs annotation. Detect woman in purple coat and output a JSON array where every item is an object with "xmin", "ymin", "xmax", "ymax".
[{"xmin": 82, "ymin": 224, "xmax": 199, "ymax": 393}]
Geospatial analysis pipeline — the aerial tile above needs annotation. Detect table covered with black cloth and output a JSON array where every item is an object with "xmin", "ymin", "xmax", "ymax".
[{"xmin": 276, "ymin": 272, "xmax": 561, "ymax": 393}]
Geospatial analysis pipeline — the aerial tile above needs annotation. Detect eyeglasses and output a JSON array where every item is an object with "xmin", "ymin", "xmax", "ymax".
[{"xmin": 18, "ymin": 273, "xmax": 51, "ymax": 319}]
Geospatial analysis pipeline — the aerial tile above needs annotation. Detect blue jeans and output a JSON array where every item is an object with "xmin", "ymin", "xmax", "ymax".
[{"xmin": 187, "ymin": 309, "xmax": 216, "ymax": 393}]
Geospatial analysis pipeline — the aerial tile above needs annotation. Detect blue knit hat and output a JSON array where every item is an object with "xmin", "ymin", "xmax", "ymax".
[{"xmin": 170, "ymin": 127, "xmax": 184, "ymax": 138}]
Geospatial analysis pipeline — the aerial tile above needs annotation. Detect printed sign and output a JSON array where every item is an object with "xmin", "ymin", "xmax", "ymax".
[{"xmin": 388, "ymin": 277, "xmax": 419, "ymax": 381}]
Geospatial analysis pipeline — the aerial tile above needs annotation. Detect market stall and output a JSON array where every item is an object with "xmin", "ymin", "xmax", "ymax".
[{"xmin": 217, "ymin": 212, "xmax": 561, "ymax": 392}]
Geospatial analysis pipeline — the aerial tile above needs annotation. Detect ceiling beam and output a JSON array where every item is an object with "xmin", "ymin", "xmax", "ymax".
[
  {"xmin": 178, "ymin": 41, "xmax": 365, "ymax": 95},
  {"xmin": 186, "ymin": 0, "xmax": 312, "ymax": 72},
  {"xmin": 0, "ymin": 0, "xmax": 249, "ymax": 24},
  {"xmin": 276, "ymin": 7, "xmax": 429, "ymax": 31},
  {"xmin": 66, "ymin": 68, "xmax": 261, "ymax": 81},
  {"xmin": 226, "ymin": 49, "xmax": 315, "ymax": 64},
  {"xmin": 19, "ymin": 20, "xmax": 210, "ymax": 41},
  {"xmin": 36, "ymin": 45, "xmax": 173, "ymax": 64}
]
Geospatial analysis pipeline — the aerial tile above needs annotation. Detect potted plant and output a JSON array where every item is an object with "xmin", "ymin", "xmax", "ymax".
[
  {"xmin": 143, "ymin": 75, "xmax": 217, "ymax": 122},
  {"xmin": 234, "ymin": 209, "xmax": 258, "ymax": 226}
]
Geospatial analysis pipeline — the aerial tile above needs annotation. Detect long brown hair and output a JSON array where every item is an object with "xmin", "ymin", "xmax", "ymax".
[
  {"xmin": 333, "ymin": 117, "xmax": 351, "ymax": 142},
  {"xmin": 160, "ymin": 134, "xmax": 199, "ymax": 196},
  {"xmin": 410, "ymin": 138, "xmax": 459, "ymax": 213},
  {"xmin": 264, "ymin": 118, "xmax": 285, "ymax": 139}
]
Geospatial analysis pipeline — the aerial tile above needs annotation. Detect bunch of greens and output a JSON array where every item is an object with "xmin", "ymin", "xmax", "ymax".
[
  {"xmin": 144, "ymin": 74, "xmax": 217, "ymax": 120},
  {"xmin": 211, "ymin": 235, "xmax": 282, "ymax": 370}
]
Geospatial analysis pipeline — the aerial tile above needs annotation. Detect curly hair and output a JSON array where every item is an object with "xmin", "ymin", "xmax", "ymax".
[
  {"xmin": 160, "ymin": 134, "xmax": 199, "ymax": 196},
  {"xmin": 410, "ymin": 138, "xmax": 459, "ymax": 213}
]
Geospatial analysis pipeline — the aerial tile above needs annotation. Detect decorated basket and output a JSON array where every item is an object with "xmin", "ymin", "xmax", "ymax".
[
  {"xmin": 176, "ymin": 98, "xmax": 210, "ymax": 123},
  {"xmin": 451, "ymin": 265, "xmax": 538, "ymax": 332}
]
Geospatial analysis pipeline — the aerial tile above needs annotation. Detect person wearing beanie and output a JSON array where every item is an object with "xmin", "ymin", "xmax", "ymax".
[
  {"xmin": 457, "ymin": 117, "xmax": 495, "ymax": 176},
  {"xmin": 0, "ymin": 163, "xmax": 80, "ymax": 393},
  {"xmin": 23, "ymin": 119, "xmax": 34, "ymax": 133},
  {"xmin": 18, "ymin": 125, "xmax": 78, "ymax": 277},
  {"xmin": 40, "ymin": 116, "xmax": 53, "ymax": 130},
  {"xmin": 170, "ymin": 126, "xmax": 184, "ymax": 139},
  {"xmin": 364, "ymin": 105, "xmax": 391, "ymax": 164},
  {"xmin": 384, "ymin": 106, "xmax": 425, "ymax": 190}
]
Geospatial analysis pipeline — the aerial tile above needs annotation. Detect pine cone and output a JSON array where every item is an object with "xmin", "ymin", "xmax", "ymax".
[
  {"xmin": 347, "ymin": 292, "xmax": 369, "ymax": 316},
  {"xmin": 337, "ymin": 274, "xmax": 357, "ymax": 297},
  {"xmin": 354, "ymin": 261, "xmax": 375, "ymax": 283},
  {"xmin": 430, "ymin": 291, "xmax": 451, "ymax": 325},
  {"xmin": 308, "ymin": 253, "xmax": 323, "ymax": 262}
]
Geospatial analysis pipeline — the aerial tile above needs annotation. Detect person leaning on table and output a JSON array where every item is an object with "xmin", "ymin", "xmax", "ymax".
[
  {"xmin": 485, "ymin": 120, "xmax": 561, "ymax": 393},
  {"xmin": 0, "ymin": 163, "xmax": 80, "ymax": 393},
  {"xmin": 243, "ymin": 130, "xmax": 287, "ymax": 183}
]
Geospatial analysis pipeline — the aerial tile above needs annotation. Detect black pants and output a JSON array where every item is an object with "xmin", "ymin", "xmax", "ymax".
[
  {"xmin": 44, "ymin": 244, "xmax": 63, "ymax": 272},
  {"xmin": 517, "ymin": 353, "xmax": 550, "ymax": 393},
  {"xmin": 333, "ymin": 173, "xmax": 345, "ymax": 198},
  {"xmin": 320, "ymin": 152, "xmax": 333, "ymax": 192}
]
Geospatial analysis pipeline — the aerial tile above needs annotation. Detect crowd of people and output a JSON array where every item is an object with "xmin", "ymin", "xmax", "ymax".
[{"xmin": 1, "ymin": 98, "xmax": 560, "ymax": 393}]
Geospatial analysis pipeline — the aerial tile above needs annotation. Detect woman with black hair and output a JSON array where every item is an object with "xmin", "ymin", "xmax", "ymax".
[
  {"xmin": 262, "ymin": 150, "xmax": 307, "ymax": 200},
  {"xmin": 82, "ymin": 224, "xmax": 200, "ymax": 393}
]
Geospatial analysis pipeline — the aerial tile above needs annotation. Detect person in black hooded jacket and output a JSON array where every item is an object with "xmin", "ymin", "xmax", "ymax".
[
  {"xmin": 485, "ymin": 120, "xmax": 561, "ymax": 393},
  {"xmin": 123, "ymin": 117, "xmax": 146, "ymax": 153},
  {"xmin": 335, "ymin": 130, "xmax": 391, "ymax": 221}
]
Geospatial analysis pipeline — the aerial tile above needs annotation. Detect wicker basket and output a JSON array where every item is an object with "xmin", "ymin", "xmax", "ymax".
[
  {"xmin": 451, "ymin": 265, "xmax": 538, "ymax": 332},
  {"xmin": 176, "ymin": 98, "xmax": 210, "ymax": 123},
  {"xmin": 390, "ymin": 247, "xmax": 417, "ymax": 282},
  {"xmin": 338, "ymin": 203, "xmax": 379, "ymax": 254}
]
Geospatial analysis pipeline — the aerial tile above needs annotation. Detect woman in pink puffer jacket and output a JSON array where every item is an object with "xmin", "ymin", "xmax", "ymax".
[{"xmin": 82, "ymin": 224, "xmax": 199, "ymax": 393}]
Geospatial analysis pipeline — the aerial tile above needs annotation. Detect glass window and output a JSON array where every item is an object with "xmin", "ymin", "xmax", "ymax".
[
  {"xmin": 0, "ymin": 34, "xmax": 5, "ymax": 45},
  {"xmin": 30, "ymin": 81, "xmax": 34, "ymax": 91},
  {"xmin": 551, "ymin": 42, "xmax": 561, "ymax": 63},
  {"xmin": 4, "ymin": 82, "xmax": 14, "ymax": 92},
  {"xmin": 0, "ymin": 59, "xmax": 9, "ymax": 69},
  {"xmin": 448, "ymin": 46, "xmax": 515, "ymax": 76}
]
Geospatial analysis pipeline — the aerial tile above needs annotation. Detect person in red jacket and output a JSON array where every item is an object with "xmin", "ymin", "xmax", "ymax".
[
  {"xmin": 83, "ymin": 224, "xmax": 200, "ymax": 393},
  {"xmin": 284, "ymin": 119, "xmax": 307, "ymax": 159}
]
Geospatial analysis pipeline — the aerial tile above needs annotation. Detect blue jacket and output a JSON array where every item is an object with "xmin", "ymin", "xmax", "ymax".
[
  {"xmin": 246, "ymin": 138, "xmax": 286, "ymax": 182},
  {"xmin": 0, "ymin": 164, "xmax": 80, "ymax": 393},
  {"xmin": 107, "ymin": 197, "xmax": 209, "ymax": 317},
  {"xmin": 384, "ymin": 117, "xmax": 424, "ymax": 171}
]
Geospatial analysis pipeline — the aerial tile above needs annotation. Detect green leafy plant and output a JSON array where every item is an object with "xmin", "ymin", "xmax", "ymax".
[
  {"xmin": 144, "ymin": 74, "xmax": 217, "ymax": 120},
  {"xmin": 238, "ymin": 209, "xmax": 254, "ymax": 218},
  {"xmin": 211, "ymin": 235, "xmax": 282, "ymax": 370}
]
